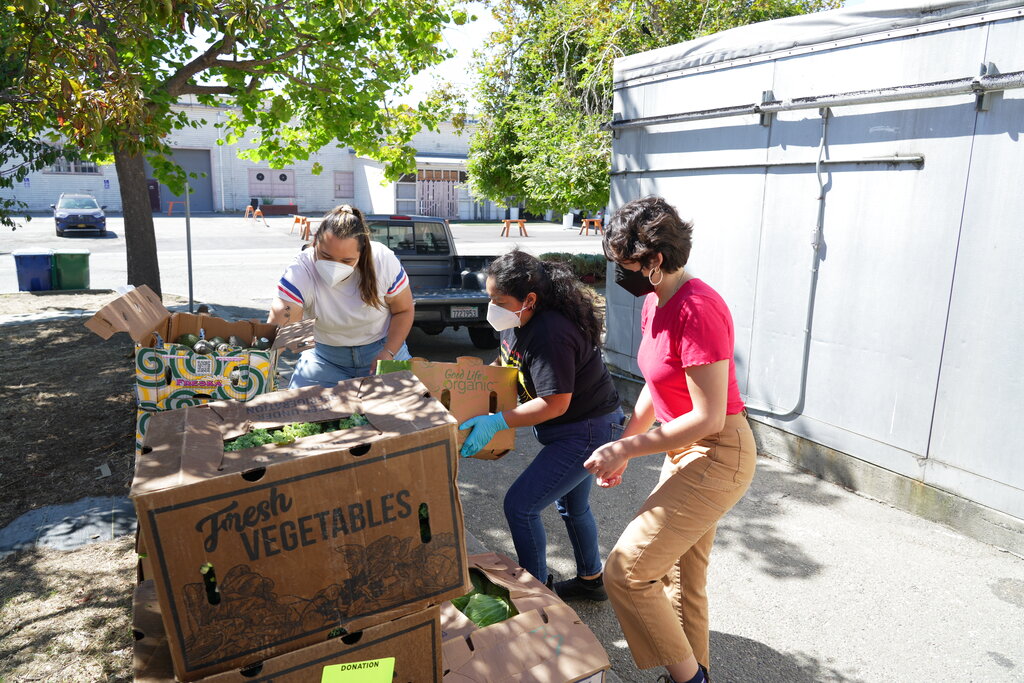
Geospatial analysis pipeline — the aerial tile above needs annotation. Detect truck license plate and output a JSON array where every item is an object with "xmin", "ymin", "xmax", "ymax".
[{"xmin": 450, "ymin": 305, "xmax": 478, "ymax": 319}]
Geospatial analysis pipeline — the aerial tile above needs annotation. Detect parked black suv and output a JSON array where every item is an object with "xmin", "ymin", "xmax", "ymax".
[{"xmin": 52, "ymin": 193, "xmax": 106, "ymax": 236}]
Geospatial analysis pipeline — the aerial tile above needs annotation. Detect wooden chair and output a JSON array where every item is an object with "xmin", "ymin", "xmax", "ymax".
[{"xmin": 580, "ymin": 218, "xmax": 603, "ymax": 236}]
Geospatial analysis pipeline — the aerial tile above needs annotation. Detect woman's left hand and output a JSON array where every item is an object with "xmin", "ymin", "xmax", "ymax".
[
  {"xmin": 584, "ymin": 441, "xmax": 630, "ymax": 484},
  {"xmin": 373, "ymin": 349, "xmax": 393, "ymax": 366}
]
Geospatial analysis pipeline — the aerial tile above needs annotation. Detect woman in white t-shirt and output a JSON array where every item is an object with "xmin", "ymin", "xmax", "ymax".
[{"xmin": 268, "ymin": 204, "xmax": 414, "ymax": 387}]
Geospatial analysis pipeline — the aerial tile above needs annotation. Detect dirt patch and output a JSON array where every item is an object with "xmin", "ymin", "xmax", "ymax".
[
  {"xmin": 0, "ymin": 536, "xmax": 135, "ymax": 682},
  {"xmin": 0, "ymin": 291, "xmax": 189, "ymax": 531},
  {"xmin": 0, "ymin": 291, "xmax": 182, "ymax": 681}
]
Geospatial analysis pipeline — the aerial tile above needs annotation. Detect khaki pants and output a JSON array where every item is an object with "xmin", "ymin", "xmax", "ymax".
[{"xmin": 605, "ymin": 413, "xmax": 756, "ymax": 670}]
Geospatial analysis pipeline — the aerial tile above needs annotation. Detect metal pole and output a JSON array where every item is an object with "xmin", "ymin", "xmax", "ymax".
[
  {"xmin": 612, "ymin": 153, "xmax": 925, "ymax": 177},
  {"xmin": 607, "ymin": 69, "xmax": 1024, "ymax": 131},
  {"xmin": 184, "ymin": 181, "xmax": 194, "ymax": 313},
  {"xmin": 216, "ymin": 110, "xmax": 226, "ymax": 212}
]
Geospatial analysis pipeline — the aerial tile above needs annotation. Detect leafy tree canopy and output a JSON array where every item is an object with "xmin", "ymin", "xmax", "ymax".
[
  {"xmin": 1, "ymin": 0, "xmax": 468, "ymax": 292},
  {"xmin": 467, "ymin": 0, "xmax": 840, "ymax": 214}
]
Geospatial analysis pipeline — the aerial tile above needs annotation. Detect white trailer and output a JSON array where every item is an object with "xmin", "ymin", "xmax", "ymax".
[{"xmin": 607, "ymin": 0, "xmax": 1024, "ymax": 551}]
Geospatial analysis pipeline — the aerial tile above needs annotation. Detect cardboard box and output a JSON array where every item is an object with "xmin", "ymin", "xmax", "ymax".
[
  {"xmin": 135, "ymin": 344, "xmax": 277, "ymax": 411},
  {"xmin": 133, "ymin": 580, "xmax": 443, "ymax": 682},
  {"xmin": 137, "ymin": 408, "xmax": 153, "ymax": 457},
  {"xmin": 133, "ymin": 372, "xmax": 472, "ymax": 680},
  {"xmin": 85, "ymin": 285, "xmax": 314, "ymax": 410},
  {"xmin": 441, "ymin": 553, "xmax": 610, "ymax": 683},
  {"xmin": 377, "ymin": 356, "xmax": 518, "ymax": 459}
]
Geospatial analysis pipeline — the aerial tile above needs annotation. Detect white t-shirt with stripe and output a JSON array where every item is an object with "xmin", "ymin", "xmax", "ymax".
[{"xmin": 277, "ymin": 240, "xmax": 409, "ymax": 347}]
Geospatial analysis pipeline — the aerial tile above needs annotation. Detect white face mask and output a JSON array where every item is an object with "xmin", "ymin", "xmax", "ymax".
[
  {"xmin": 316, "ymin": 259, "xmax": 355, "ymax": 287},
  {"xmin": 487, "ymin": 302, "xmax": 529, "ymax": 331}
]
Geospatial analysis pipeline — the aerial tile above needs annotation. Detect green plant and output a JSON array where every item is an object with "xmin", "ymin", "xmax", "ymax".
[
  {"xmin": 538, "ymin": 252, "xmax": 573, "ymax": 264},
  {"xmin": 261, "ymin": 197, "xmax": 275, "ymax": 205},
  {"xmin": 539, "ymin": 252, "xmax": 606, "ymax": 281},
  {"xmin": 450, "ymin": 568, "xmax": 519, "ymax": 627},
  {"xmin": 224, "ymin": 415, "xmax": 369, "ymax": 451}
]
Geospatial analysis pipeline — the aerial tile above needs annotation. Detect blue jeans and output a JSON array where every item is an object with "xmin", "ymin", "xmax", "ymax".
[
  {"xmin": 289, "ymin": 338, "xmax": 412, "ymax": 388},
  {"xmin": 504, "ymin": 407, "xmax": 625, "ymax": 584}
]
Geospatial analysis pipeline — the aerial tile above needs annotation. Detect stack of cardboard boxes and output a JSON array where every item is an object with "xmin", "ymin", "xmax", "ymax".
[
  {"xmin": 96, "ymin": 297, "xmax": 613, "ymax": 681},
  {"xmin": 130, "ymin": 373, "xmax": 473, "ymax": 681},
  {"xmin": 85, "ymin": 286, "xmax": 314, "ymax": 455}
]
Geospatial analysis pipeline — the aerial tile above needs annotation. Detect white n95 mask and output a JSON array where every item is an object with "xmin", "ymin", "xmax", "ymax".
[
  {"xmin": 487, "ymin": 302, "xmax": 528, "ymax": 331},
  {"xmin": 316, "ymin": 260, "xmax": 355, "ymax": 287}
]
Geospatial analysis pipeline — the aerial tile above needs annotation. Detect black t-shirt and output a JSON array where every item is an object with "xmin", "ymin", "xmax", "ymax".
[{"xmin": 498, "ymin": 309, "xmax": 621, "ymax": 426}]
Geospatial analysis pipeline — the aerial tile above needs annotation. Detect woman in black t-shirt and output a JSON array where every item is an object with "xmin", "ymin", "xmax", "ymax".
[{"xmin": 459, "ymin": 249, "xmax": 624, "ymax": 600}]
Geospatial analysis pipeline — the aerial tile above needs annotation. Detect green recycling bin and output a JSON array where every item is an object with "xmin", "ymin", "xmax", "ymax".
[{"xmin": 51, "ymin": 249, "xmax": 91, "ymax": 290}]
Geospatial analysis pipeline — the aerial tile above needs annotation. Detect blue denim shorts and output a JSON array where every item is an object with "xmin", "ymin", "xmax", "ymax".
[{"xmin": 289, "ymin": 338, "xmax": 412, "ymax": 388}]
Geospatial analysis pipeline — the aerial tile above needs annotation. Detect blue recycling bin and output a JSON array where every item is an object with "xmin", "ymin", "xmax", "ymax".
[{"xmin": 13, "ymin": 249, "xmax": 54, "ymax": 292}]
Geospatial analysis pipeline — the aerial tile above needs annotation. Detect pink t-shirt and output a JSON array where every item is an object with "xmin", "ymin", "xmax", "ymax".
[{"xmin": 637, "ymin": 278, "xmax": 745, "ymax": 423}]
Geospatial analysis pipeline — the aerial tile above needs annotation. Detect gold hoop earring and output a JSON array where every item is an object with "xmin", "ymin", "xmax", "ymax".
[{"xmin": 648, "ymin": 267, "xmax": 664, "ymax": 287}]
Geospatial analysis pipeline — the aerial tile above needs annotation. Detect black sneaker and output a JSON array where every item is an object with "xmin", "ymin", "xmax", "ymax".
[{"xmin": 553, "ymin": 575, "xmax": 608, "ymax": 602}]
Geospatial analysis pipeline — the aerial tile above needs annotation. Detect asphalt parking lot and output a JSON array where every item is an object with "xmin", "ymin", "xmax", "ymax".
[{"xmin": 1, "ymin": 213, "xmax": 604, "ymax": 308}]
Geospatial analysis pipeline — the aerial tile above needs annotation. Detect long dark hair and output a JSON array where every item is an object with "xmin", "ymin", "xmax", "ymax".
[
  {"xmin": 314, "ymin": 204, "xmax": 383, "ymax": 309},
  {"xmin": 486, "ymin": 249, "xmax": 601, "ymax": 347}
]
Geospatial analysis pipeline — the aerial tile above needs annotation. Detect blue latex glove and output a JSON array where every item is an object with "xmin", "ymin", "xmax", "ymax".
[{"xmin": 458, "ymin": 412, "xmax": 510, "ymax": 457}]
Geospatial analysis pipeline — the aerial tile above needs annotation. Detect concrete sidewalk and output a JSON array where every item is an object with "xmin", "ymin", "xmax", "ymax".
[
  {"xmin": 2, "ymin": 416, "xmax": 1019, "ymax": 681},
  {"xmin": 456, "ymin": 431, "xmax": 1024, "ymax": 682}
]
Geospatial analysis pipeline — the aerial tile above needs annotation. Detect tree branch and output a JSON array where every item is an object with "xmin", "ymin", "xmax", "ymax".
[
  {"xmin": 176, "ymin": 84, "xmax": 237, "ymax": 96},
  {"xmin": 163, "ymin": 34, "xmax": 237, "ymax": 96},
  {"xmin": 214, "ymin": 43, "xmax": 312, "ymax": 70}
]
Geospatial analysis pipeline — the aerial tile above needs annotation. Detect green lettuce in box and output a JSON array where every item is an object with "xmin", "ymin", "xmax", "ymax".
[
  {"xmin": 223, "ymin": 415, "xmax": 369, "ymax": 451},
  {"xmin": 450, "ymin": 568, "xmax": 518, "ymax": 627}
]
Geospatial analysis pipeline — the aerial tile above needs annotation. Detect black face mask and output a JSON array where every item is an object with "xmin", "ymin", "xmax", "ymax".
[{"xmin": 614, "ymin": 263, "xmax": 655, "ymax": 297}]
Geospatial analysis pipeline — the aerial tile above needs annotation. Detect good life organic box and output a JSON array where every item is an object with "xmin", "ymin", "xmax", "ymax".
[
  {"xmin": 132, "ymin": 372, "xmax": 471, "ymax": 681},
  {"xmin": 133, "ymin": 581, "xmax": 443, "ymax": 682},
  {"xmin": 85, "ymin": 285, "xmax": 314, "ymax": 411},
  {"xmin": 376, "ymin": 356, "xmax": 518, "ymax": 459}
]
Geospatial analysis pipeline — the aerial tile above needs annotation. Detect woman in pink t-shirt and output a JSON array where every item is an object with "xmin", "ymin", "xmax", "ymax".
[{"xmin": 584, "ymin": 197, "xmax": 756, "ymax": 683}]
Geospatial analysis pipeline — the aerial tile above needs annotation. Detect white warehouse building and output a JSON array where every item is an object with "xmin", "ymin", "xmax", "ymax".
[{"xmin": 2, "ymin": 98, "xmax": 501, "ymax": 220}]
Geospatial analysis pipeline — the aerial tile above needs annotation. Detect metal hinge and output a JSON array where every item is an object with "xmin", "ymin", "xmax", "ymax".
[{"xmin": 977, "ymin": 62, "xmax": 999, "ymax": 111}]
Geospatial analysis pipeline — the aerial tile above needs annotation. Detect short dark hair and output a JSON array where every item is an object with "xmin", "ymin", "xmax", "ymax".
[{"xmin": 602, "ymin": 196, "xmax": 693, "ymax": 273}]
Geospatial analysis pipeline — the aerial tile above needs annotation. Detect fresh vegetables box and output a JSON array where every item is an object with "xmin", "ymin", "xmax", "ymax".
[
  {"xmin": 441, "ymin": 553, "xmax": 610, "ymax": 683},
  {"xmin": 133, "ymin": 580, "xmax": 443, "ymax": 682},
  {"xmin": 376, "ymin": 356, "xmax": 518, "ymax": 460},
  {"xmin": 85, "ymin": 285, "xmax": 314, "ymax": 411},
  {"xmin": 132, "ymin": 372, "xmax": 471, "ymax": 681}
]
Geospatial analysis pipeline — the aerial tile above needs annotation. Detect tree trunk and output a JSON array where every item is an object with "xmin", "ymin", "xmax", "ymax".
[{"xmin": 113, "ymin": 145, "xmax": 162, "ymax": 298}]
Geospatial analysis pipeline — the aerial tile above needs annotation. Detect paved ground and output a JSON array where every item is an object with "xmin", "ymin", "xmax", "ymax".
[
  {"xmin": 2, "ymin": 214, "xmax": 603, "ymax": 308},
  {"xmin": 2, "ymin": 221, "xmax": 1023, "ymax": 681}
]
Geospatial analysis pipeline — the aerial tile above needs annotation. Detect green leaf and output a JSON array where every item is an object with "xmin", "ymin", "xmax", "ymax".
[{"xmin": 461, "ymin": 593, "xmax": 513, "ymax": 627}]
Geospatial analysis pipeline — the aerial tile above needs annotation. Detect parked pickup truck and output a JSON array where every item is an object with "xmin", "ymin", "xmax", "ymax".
[{"xmin": 365, "ymin": 214, "xmax": 499, "ymax": 349}]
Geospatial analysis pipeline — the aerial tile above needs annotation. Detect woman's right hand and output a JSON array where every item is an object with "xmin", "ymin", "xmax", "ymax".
[{"xmin": 596, "ymin": 462, "xmax": 628, "ymax": 488}]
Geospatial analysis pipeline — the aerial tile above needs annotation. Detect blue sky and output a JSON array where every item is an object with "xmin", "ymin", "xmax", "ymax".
[{"xmin": 396, "ymin": 1, "xmax": 499, "ymax": 110}]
